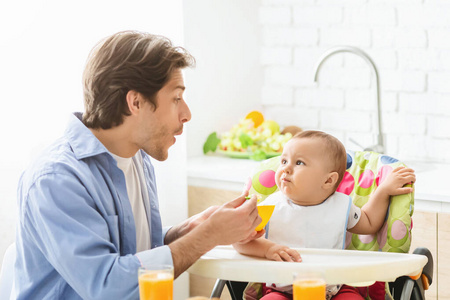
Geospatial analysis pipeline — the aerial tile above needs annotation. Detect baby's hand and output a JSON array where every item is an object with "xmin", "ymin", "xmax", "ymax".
[
  {"xmin": 266, "ymin": 244, "xmax": 302, "ymax": 262},
  {"xmin": 378, "ymin": 166, "xmax": 415, "ymax": 197}
]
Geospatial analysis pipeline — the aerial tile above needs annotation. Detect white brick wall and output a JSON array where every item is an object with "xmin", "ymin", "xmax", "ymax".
[
  {"xmin": 259, "ymin": 1, "xmax": 450, "ymax": 163},
  {"xmin": 262, "ymin": 27, "xmax": 318, "ymax": 46}
]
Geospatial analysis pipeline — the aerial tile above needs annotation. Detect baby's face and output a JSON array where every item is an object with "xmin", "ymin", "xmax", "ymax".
[{"xmin": 275, "ymin": 137, "xmax": 333, "ymax": 206}]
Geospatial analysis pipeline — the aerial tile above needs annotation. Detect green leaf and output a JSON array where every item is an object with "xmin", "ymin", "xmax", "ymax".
[
  {"xmin": 239, "ymin": 133, "xmax": 253, "ymax": 149},
  {"xmin": 203, "ymin": 132, "xmax": 221, "ymax": 154},
  {"xmin": 250, "ymin": 149, "xmax": 267, "ymax": 161}
]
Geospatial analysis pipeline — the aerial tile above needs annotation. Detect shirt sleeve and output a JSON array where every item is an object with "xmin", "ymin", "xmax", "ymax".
[
  {"xmin": 347, "ymin": 202, "xmax": 362, "ymax": 230},
  {"xmin": 21, "ymin": 172, "xmax": 169, "ymax": 300}
]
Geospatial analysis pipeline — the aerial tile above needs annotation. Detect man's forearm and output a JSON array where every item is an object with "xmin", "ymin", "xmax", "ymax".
[
  {"xmin": 164, "ymin": 221, "xmax": 191, "ymax": 245},
  {"xmin": 168, "ymin": 223, "xmax": 217, "ymax": 278},
  {"xmin": 165, "ymin": 206, "xmax": 220, "ymax": 245}
]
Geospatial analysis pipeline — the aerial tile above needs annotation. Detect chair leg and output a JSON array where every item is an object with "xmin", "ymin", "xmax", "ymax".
[
  {"xmin": 399, "ymin": 279, "xmax": 414, "ymax": 300},
  {"xmin": 211, "ymin": 279, "xmax": 226, "ymax": 298}
]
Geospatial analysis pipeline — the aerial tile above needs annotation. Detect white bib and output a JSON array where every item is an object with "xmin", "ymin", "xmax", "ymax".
[{"xmin": 263, "ymin": 192, "xmax": 352, "ymax": 250}]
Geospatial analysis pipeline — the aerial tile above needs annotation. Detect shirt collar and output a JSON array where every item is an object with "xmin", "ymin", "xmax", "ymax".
[{"xmin": 66, "ymin": 112, "xmax": 109, "ymax": 160}]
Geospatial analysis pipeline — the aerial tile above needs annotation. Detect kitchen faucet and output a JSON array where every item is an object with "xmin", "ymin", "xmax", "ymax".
[{"xmin": 312, "ymin": 46, "xmax": 384, "ymax": 153}]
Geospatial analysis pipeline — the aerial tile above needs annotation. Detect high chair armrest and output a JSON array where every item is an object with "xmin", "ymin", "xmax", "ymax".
[
  {"xmin": 412, "ymin": 247, "xmax": 433, "ymax": 286},
  {"xmin": 389, "ymin": 247, "xmax": 434, "ymax": 300}
]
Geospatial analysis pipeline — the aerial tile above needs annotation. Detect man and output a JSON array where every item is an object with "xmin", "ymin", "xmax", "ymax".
[{"xmin": 15, "ymin": 30, "xmax": 262, "ymax": 299}]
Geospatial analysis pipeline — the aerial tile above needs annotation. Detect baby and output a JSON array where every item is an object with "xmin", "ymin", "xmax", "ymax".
[{"xmin": 234, "ymin": 130, "xmax": 415, "ymax": 300}]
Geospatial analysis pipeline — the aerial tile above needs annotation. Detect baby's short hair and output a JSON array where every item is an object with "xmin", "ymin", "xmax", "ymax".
[{"xmin": 292, "ymin": 130, "xmax": 347, "ymax": 190}]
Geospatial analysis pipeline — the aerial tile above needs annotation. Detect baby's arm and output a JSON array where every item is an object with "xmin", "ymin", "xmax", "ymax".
[
  {"xmin": 349, "ymin": 166, "xmax": 415, "ymax": 235},
  {"xmin": 233, "ymin": 238, "xmax": 301, "ymax": 262}
]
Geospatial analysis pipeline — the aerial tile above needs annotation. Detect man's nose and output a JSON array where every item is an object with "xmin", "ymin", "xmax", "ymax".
[{"xmin": 181, "ymin": 100, "xmax": 192, "ymax": 123}]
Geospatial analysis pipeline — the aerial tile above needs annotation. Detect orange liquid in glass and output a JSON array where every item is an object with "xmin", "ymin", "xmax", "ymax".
[
  {"xmin": 138, "ymin": 272, "xmax": 173, "ymax": 300},
  {"xmin": 293, "ymin": 278, "xmax": 326, "ymax": 300}
]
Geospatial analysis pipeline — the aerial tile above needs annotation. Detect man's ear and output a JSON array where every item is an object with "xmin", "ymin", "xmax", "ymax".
[
  {"xmin": 323, "ymin": 172, "xmax": 339, "ymax": 191},
  {"xmin": 126, "ymin": 90, "xmax": 141, "ymax": 115}
]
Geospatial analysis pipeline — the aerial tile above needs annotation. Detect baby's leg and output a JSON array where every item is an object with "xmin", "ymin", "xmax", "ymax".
[
  {"xmin": 260, "ymin": 292, "xmax": 291, "ymax": 300},
  {"xmin": 332, "ymin": 285, "xmax": 364, "ymax": 300},
  {"xmin": 260, "ymin": 285, "xmax": 292, "ymax": 300}
]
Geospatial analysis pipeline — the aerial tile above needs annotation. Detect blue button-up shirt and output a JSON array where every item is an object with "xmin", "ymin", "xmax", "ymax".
[{"xmin": 15, "ymin": 113, "xmax": 173, "ymax": 300}]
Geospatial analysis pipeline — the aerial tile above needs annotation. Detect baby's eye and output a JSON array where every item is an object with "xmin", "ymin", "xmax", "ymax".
[
  {"xmin": 281, "ymin": 159, "xmax": 287, "ymax": 164},
  {"xmin": 296, "ymin": 160, "xmax": 304, "ymax": 165}
]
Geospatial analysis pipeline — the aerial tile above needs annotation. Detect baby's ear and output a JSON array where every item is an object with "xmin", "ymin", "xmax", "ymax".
[{"xmin": 323, "ymin": 172, "xmax": 339, "ymax": 190}]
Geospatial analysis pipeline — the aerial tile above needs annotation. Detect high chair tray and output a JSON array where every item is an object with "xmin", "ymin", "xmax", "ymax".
[{"xmin": 187, "ymin": 246, "xmax": 428, "ymax": 286}]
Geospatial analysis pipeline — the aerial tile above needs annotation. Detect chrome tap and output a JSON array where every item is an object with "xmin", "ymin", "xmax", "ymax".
[{"xmin": 313, "ymin": 46, "xmax": 384, "ymax": 153}]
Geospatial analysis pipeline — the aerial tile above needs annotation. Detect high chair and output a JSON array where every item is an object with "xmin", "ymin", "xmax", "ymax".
[{"xmin": 210, "ymin": 151, "xmax": 433, "ymax": 300}]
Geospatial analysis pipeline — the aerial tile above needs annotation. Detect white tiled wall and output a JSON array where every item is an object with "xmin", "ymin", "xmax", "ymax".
[{"xmin": 259, "ymin": 0, "xmax": 450, "ymax": 163}]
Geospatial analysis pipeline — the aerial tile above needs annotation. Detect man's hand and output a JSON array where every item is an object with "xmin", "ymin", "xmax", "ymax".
[
  {"xmin": 164, "ymin": 205, "xmax": 220, "ymax": 245},
  {"xmin": 266, "ymin": 244, "xmax": 302, "ymax": 262},
  {"xmin": 189, "ymin": 205, "xmax": 220, "ymax": 229},
  {"xmin": 205, "ymin": 194, "xmax": 262, "ymax": 246},
  {"xmin": 168, "ymin": 193, "xmax": 262, "ymax": 278}
]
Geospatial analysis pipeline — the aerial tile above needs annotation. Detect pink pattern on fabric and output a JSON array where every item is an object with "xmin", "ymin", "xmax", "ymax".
[
  {"xmin": 246, "ymin": 177, "xmax": 252, "ymax": 192},
  {"xmin": 359, "ymin": 234, "xmax": 374, "ymax": 244},
  {"xmin": 358, "ymin": 170, "xmax": 374, "ymax": 189},
  {"xmin": 345, "ymin": 231, "xmax": 352, "ymax": 249},
  {"xmin": 391, "ymin": 220, "xmax": 407, "ymax": 240},
  {"xmin": 376, "ymin": 165, "xmax": 393, "ymax": 187},
  {"xmin": 336, "ymin": 172, "xmax": 355, "ymax": 195},
  {"xmin": 259, "ymin": 170, "xmax": 276, "ymax": 188},
  {"xmin": 377, "ymin": 222, "xmax": 388, "ymax": 248}
]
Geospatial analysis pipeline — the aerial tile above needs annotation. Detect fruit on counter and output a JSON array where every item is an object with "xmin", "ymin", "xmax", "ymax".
[
  {"xmin": 203, "ymin": 111, "xmax": 303, "ymax": 161},
  {"xmin": 217, "ymin": 116, "xmax": 289, "ymax": 154},
  {"xmin": 261, "ymin": 120, "xmax": 280, "ymax": 135},
  {"xmin": 245, "ymin": 110, "xmax": 264, "ymax": 127}
]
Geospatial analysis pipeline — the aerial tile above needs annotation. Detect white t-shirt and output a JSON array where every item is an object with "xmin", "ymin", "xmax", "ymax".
[{"xmin": 111, "ymin": 152, "xmax": 151, "ymax": 252}]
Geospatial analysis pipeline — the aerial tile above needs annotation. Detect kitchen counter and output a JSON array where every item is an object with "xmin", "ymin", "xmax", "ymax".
[{"xmin": 187, "ymin": 155, "xmax": 450, "ymax": 213}]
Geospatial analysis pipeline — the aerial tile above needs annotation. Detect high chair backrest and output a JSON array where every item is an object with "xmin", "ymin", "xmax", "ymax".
[{"xmin": 246, "ymin": 150, "xmax": 414, "ymax": 253}]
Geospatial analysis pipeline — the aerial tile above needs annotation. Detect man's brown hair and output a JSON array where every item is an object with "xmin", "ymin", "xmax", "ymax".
[
  {"xmin": 82, "ymin": 30, "xmax": 195, "ymax": 129},
  {"xmin": 292, "ymin": 130, "xmax": 347, "ymax": 189}
]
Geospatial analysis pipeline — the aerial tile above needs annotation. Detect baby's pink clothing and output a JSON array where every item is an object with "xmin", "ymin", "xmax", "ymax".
[{"xmin": 260, "ymin": 284, "xmax": 365, "ymax": 300}]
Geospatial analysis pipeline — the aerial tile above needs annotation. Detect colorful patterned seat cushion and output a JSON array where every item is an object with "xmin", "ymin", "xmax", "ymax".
[{"xmin": 245, "ymin": 151, "xmax": 414, "ymax": 253}]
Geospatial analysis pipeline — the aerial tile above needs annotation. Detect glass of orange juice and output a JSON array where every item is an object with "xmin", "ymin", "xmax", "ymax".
[
  {"xmin": 138, "ymin": 264, "xmax": 174, "ymax": 300},
  {"xmin": 293, "ymin": 271, "xmax": 326, "ymax": 300}
]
